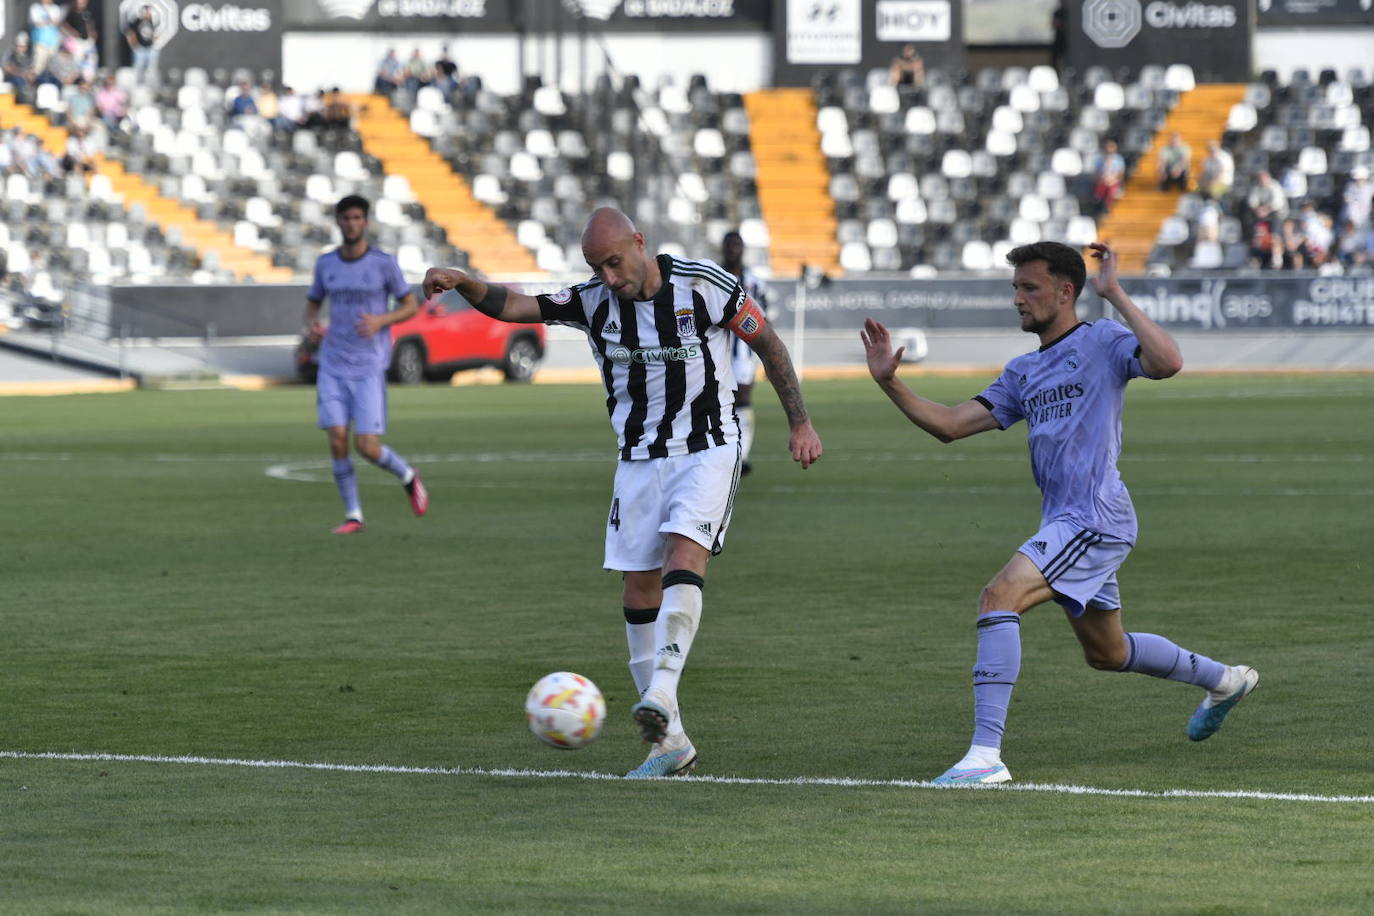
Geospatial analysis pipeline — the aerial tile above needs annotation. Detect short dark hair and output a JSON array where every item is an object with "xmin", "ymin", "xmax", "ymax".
[
  {"xmin": 335, "ymin": 195, "xmax": 369, "ymax": 218},
  {"xmin": 1005, "ymin": 241, "xmax": 1086, "ymax": 300}
]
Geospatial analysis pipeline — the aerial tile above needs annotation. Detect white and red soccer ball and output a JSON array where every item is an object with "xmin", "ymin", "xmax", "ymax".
[{"xmin": 525, "ymin": 672, "xmax": 606, "ymax": 749}]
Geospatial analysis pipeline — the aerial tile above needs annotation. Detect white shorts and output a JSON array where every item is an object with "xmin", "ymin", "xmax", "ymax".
[
  {"xmin": 1018, "ymin": 519, "xmax": 1132, "ymax": 617},
  {"xmin": 604, "ymin": 443, "xmax": 742, "ymax": 571},
  {"xmin": 732, "ymin": 336, "xmax": 758, "ymax": 388}
]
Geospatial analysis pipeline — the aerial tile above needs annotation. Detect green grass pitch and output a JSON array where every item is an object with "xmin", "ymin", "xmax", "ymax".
[{"xmin": 3, "ymin": 374, "xmax": 1373, "ymax": 913}]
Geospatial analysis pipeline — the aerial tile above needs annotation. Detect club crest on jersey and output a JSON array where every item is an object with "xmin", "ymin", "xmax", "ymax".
[
  {"xmin": 675, "ymin": 307, "xmax": 697, "ymax": 339},
  {"xmin": 547, "ymin": 287, "xmax": 573, "ymax": 305},
  {"xmin": 1062, "ymin": 349, "xmax": 1081, "ymax": 372}
]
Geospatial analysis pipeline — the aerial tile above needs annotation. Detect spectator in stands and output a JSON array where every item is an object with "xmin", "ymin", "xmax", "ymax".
[
  {"xmin": 1197, "ymin": 140, "xmax": 1234, "ymax": 201},
  {"xmin": 1157, "ymin": 132, "xmax": 1190, "ymax": 192},
  {"xmin": 1247, "ymin": 216, "xmax": 1277, "ymax": 269},
  {"xmin": 125, "ymin": 5, "xmax": 162, "ymax": 87},
  {"xmin": 37, "ymin": 45, "xmax": 79, "ymax": 89},
  {"xmin": 2, "ymin": 34, "xmax": 37, "ymax": 91},
  {"xmin": 28, "ymin": 0, "xmax": 63, "ymax": 76},
  {"xmin": 1091, "ymin": 139, "xmax": 1125, "ymax": 215},
  {"xmin": 323, "ymin": 88, "xmax": 353, "ymax": 128},
  {"xmin": 435, "ymin": 43, "xmax": 458, "ymax": 95},
  {"xmin": 1300, "ymin": 201, "xmax": 1333, "ymax": 266},
  {"xmin": 1279, "ymin": 218, "xmax": 1310, "ymax": 270},
  {"xmin": 1342, "ymin": 166, "xmax": 1372, "ymax": 228},
  {"xmin": 1050, "ymin": 2, "xmax": 1068, "ymax": 74},
  {"xmin": 60, "ymin": 0, "xmax": 98, "ymax": 81},
  {"xmin": 888, "ymin": 44, "xmax": 925, "ymax": 89},
  {"xmin": 374, "ymin": 48, "xmax": 403, "ymax": 96},
  {"xmin": 228, "ymin": 79, "xmax": 258, "ymax": 120},
  {"xmin": 256, "ymin": 81, "xmax": 280, "ymax": 125},
  {"xmin": 95, "ymin": 73, "xmax": 128, "ymax": 131},
  {"xmin": 61, "ymin": 123, "xmax": 97, "ymax": 174},
  {"xmin": 65, "ymin": 76, "xmax": 97, "ymax": 130},
  {"xmin": 404, "ymin": 48, "xmax": 432, "ymax": 93},
  {"xmin": 1336, "ymin": 219, "xmax": 1374, "ymax": 271},
  {"xmin": 1246, "ymin": 171, "xmax": 1287, "ymax": 223},
  {"xmin": 276, "ymin": 86, "xmax": 305, "ymax": 132}
]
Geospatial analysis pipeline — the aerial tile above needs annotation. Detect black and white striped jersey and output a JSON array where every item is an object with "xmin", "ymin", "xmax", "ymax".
[{"xmin": 537, "ymin": 253, "xmax": 747, "ymax": 461}]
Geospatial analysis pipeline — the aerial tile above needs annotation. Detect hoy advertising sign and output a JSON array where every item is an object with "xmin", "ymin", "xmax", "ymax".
[
  {"xmin": 1068, "ymin": 0, "xmax": 1253, "ymax": 82},
  {"xmin": 774, "ymin": 0, "xmax": 964, "ymax": 87}
]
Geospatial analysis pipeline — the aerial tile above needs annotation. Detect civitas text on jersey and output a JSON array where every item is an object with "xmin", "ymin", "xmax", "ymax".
[
  {"xmin": 1145, "ymin": 1, "xmax": 1236, "ymax": 28},
  {"xmin": 181, "ymin": 3, "xmax": 272, "ymax": 30}
]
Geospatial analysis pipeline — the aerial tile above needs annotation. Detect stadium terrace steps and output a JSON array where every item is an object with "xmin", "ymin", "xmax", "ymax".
[
  {"xmin": 0, "ymin": 94, "xmax": 293, "ymax": 284},
  {"xmin": 743, "ymin": 88, "xmax": 840, "ymax": 277},
  {"xmin": 1095, "ymin": 84, "xmax": 1247, "ymax": 273},
  {"xmin": 345, "ymin": 93, "xmax": 539, "ymax": 277}
]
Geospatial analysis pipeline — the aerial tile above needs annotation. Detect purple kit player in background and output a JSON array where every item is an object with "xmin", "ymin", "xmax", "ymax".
[
  {"xmin": 861, "ymin": 240, "xmax": 1260, "ymax": 786},
  {"xmin": 304, "ymin": 195, "xmax": 430, "ymax": 534},
  {"xmin": 721, "ymin": 230, "xmax": 769, "ymax": 476}
]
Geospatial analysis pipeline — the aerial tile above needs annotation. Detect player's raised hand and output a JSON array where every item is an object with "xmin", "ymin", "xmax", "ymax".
[
  {"xmin": 1087, "ymin": 242, "xmax": 1124, "ymax": 299},
  {"xmin": 422, "ymin": 267, "xmax": 469, "ymax": 301},
  {"xmin": 861, "ymin": 317, "xmax": 905, "ymax": 383},
  {"xmin": 789, "ymin": 421, "xmax": 823, "ymax": 470}
]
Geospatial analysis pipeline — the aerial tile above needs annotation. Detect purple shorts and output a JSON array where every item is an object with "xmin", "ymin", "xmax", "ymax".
[
  {"xmin": 1018, "ymin": 519, "xmax": 1131, "ymax": 616},
  {"xmin": 317, "ymin": 370, "xmax": 387, "ymax": 434}
]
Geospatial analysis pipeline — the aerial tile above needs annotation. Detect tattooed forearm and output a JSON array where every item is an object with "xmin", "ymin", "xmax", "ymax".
[{"xmin": 753, "ymin": 329, "xmax": 810, "ymax": 427}]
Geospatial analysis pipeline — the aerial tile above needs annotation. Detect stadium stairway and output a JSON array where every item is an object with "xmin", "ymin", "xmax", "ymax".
[
  {"xmin": 0, "ymin": 94, "xmax": 293, "ymax": 284},
  {"xmin": 345, "ymin": 93, "xmax": 538, "ymax": 277},
  {"xmin": 1096, "ymin": 84, "xmax": 1247, "ymax": 272},
  {"xmin": 743, "ymin": 88, "xmax": 840, "ymax": 277}
]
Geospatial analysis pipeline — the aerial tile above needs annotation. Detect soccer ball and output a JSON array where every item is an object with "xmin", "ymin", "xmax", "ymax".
[{"xmin": 525, "ymin": 672, "xmax": 606, "ymax": 749}]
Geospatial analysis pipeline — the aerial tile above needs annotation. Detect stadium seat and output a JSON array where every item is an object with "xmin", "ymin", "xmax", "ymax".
[
  {"xmin": 1027, "ymin": 65, "xmax": 1059, "ymax": 94},
  {"xmin": 607, "ymin": 151, "xmax": 635, "ymax": 181},
  {"xmin": 941, "ymin": 150, "xmax": 973, "ymax": 178},
  {"xmin": 840, "ymin": 241, "xmax": 872, "ymax": 273},
  {"xmin": 1165, "ymin": 64, "xmax": 1196, "ymax": 92},
  {"xmin": 1065, "ymin": 216, "xmax": 1097, "ymax": 246},
  {"xmin": 1093, "ymin": 83, "xmax": 1124, "ymax": 112},
  {"xmin": 961, "ymin": 240, "xmax": 994, "ymax": 270},
  {"xmin": 895, "ymin": 197, "xmax": 928, "ymax": 225},
  {"xmin": 904, "ymin": 107, "xmax": 936, "ymax": 135},
  {"xmin": 866, "ymin": 219, "xmax": 898, "ymax": 248}
]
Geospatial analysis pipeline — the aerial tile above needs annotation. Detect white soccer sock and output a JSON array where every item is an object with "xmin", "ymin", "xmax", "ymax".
[
  {"xmin": 739, "ymin": 406, "xmax": 756, "ymax": 462},
  {"xmin": 647, "ymin": 576, "xmax": 703, "ymax": 708},
  {"xmin": 953, "ymin": 744, "xmax": 1003, "ymax": 771},
  {"xmin": 625, "ymin": 620, "xmax": 656, "ymax": 698}
]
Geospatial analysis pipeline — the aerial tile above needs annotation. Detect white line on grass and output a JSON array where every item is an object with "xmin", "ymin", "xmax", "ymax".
[{"xmin": 4, "ymin": 750, "xmax": 1371, "ymax": 805}]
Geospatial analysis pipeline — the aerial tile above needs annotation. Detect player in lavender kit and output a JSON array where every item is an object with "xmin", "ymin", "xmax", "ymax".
[
  {"xmin": 721, "ymin": 230, "xmax": 769, "ymax": 476},
  {"xmin": 861, "ymin": 240, "xmax": 1259, "ymax": 785},
  {"xmin": 304, "ymin": 195, "xmax": 429, "ymax": 534},
  {"xmin": 422, "ymin": 208, "xmax": 822, "ymax": 778}
]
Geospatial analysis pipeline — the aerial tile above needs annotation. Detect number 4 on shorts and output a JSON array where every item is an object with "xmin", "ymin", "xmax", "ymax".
[{"xmin": 609, "ymin": 498, "xmax": 621, "ymax": 530}]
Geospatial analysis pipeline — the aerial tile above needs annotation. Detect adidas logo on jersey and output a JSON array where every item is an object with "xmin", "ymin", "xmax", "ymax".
[
  {"xmin": 696, "ymin": 522, "xmax": 712, "ymax": 535},
  {"xmin": 603, "ymin": 319, "xmax": 621, "ymax": 334},
  {"xmin": 1030, "ymin": 540, "xmax": 1048, "ymax": 554}
]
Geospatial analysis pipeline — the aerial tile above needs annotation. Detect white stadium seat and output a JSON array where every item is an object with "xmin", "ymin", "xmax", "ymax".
[
  {"xmin": 961, "ymin": 240, "xmax": 994, "ymax": 271},
  {"xmin": 840, "ymin": 241, "xmax": 872, "ymax": 273},
  {"xmin": 904, "ymin": 106, "xmax": 936, "ymax": 135},
  {"xmin": 941, "ymin": 150, "xmax": 973, "ymax": 178},
  {"xmin": 1093, "ymin": 82, "xmax": 1124, "ymax": 112}
]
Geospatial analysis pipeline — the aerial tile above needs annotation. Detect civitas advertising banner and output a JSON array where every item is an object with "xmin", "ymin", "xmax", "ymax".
[
  {"xmin": 1256, "ymin": 0, "xmax": 1373, "ymax": 26},
  {"xmin": 1082, "ymin": 276, "xmax": 1374, "ymax": 329},
  {"xmin": 110, "ymin": 0, "xmax": 283, "ymax": 73},
  {"xmin": 769, "ymin": 276, "xmax": 1374, "ymax": 331},
  {"xmin": 1067, "ymin": 0, "xmax": 1254, "ymax": 82}
]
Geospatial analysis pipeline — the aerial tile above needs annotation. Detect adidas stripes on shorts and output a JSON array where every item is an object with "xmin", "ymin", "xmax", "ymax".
[
  {"xmin": 603, "ymin": 443, "xmax": 742, "ymax": 572},
  {"xmin": 1018, "ymin": 519, "xmax": 1132, "ymax": 616}
]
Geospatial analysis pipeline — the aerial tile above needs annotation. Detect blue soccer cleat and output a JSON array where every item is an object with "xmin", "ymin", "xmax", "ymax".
[
  {"xmin": 1188, "ymin": 665, "xmax": 1259, "ymax": 741},
  {"xmin": 625, "ymin": 740, "xmax": 697, "ymax": 779},
  {"xmin": 932, "ymin": 763, "xmax": 1012, "ymax": 786}
]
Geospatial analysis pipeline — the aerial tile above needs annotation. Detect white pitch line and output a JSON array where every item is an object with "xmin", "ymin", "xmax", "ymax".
[{"xmin": 3, "ymin": 750, "xmax": 1371, "ymax": 805}]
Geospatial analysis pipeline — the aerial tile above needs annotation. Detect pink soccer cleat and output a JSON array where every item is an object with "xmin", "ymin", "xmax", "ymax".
[
  {"xmin": 331, "ymin": 519, "xmax": 365, "ymax": 535},
  {"xmin": 405, "ymin": 471, "xmax": 429, "ymax": 517}
]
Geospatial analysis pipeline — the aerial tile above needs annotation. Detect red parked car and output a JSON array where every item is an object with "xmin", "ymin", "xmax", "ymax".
[{"xmin": 296, "ymin": 301, "xmax": 546, "ymax": 384}]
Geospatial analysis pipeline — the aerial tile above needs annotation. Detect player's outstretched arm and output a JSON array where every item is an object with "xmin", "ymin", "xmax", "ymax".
[
  {"xmin": 861, "ymin": 318, "xmax": 998, "ymax": 443},
  {"xmin": 744, "ymin": 324, "xmax": 822, "ymax": 469},
  {"xmin": 421, "ymin": 267, "xmax": 542, "ymax": 324},
  {"xmin": 1088, "ymin": 242, "xmax": 1183, "ymax": 379}
]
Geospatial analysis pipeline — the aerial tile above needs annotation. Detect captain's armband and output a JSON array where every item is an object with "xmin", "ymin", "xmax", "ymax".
[{"xmin": 727, "ymin": 297, "xmax": 767, "ymax": 343}]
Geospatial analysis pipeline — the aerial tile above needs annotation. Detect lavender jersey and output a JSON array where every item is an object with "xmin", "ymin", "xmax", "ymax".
[
  {"xmin": 975, "ymin": 320, "xmax": 1154, "ymax": 543},
  {"xmin": 308, "ymin": 247, "xmax": 411, "ymax": 379}
]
